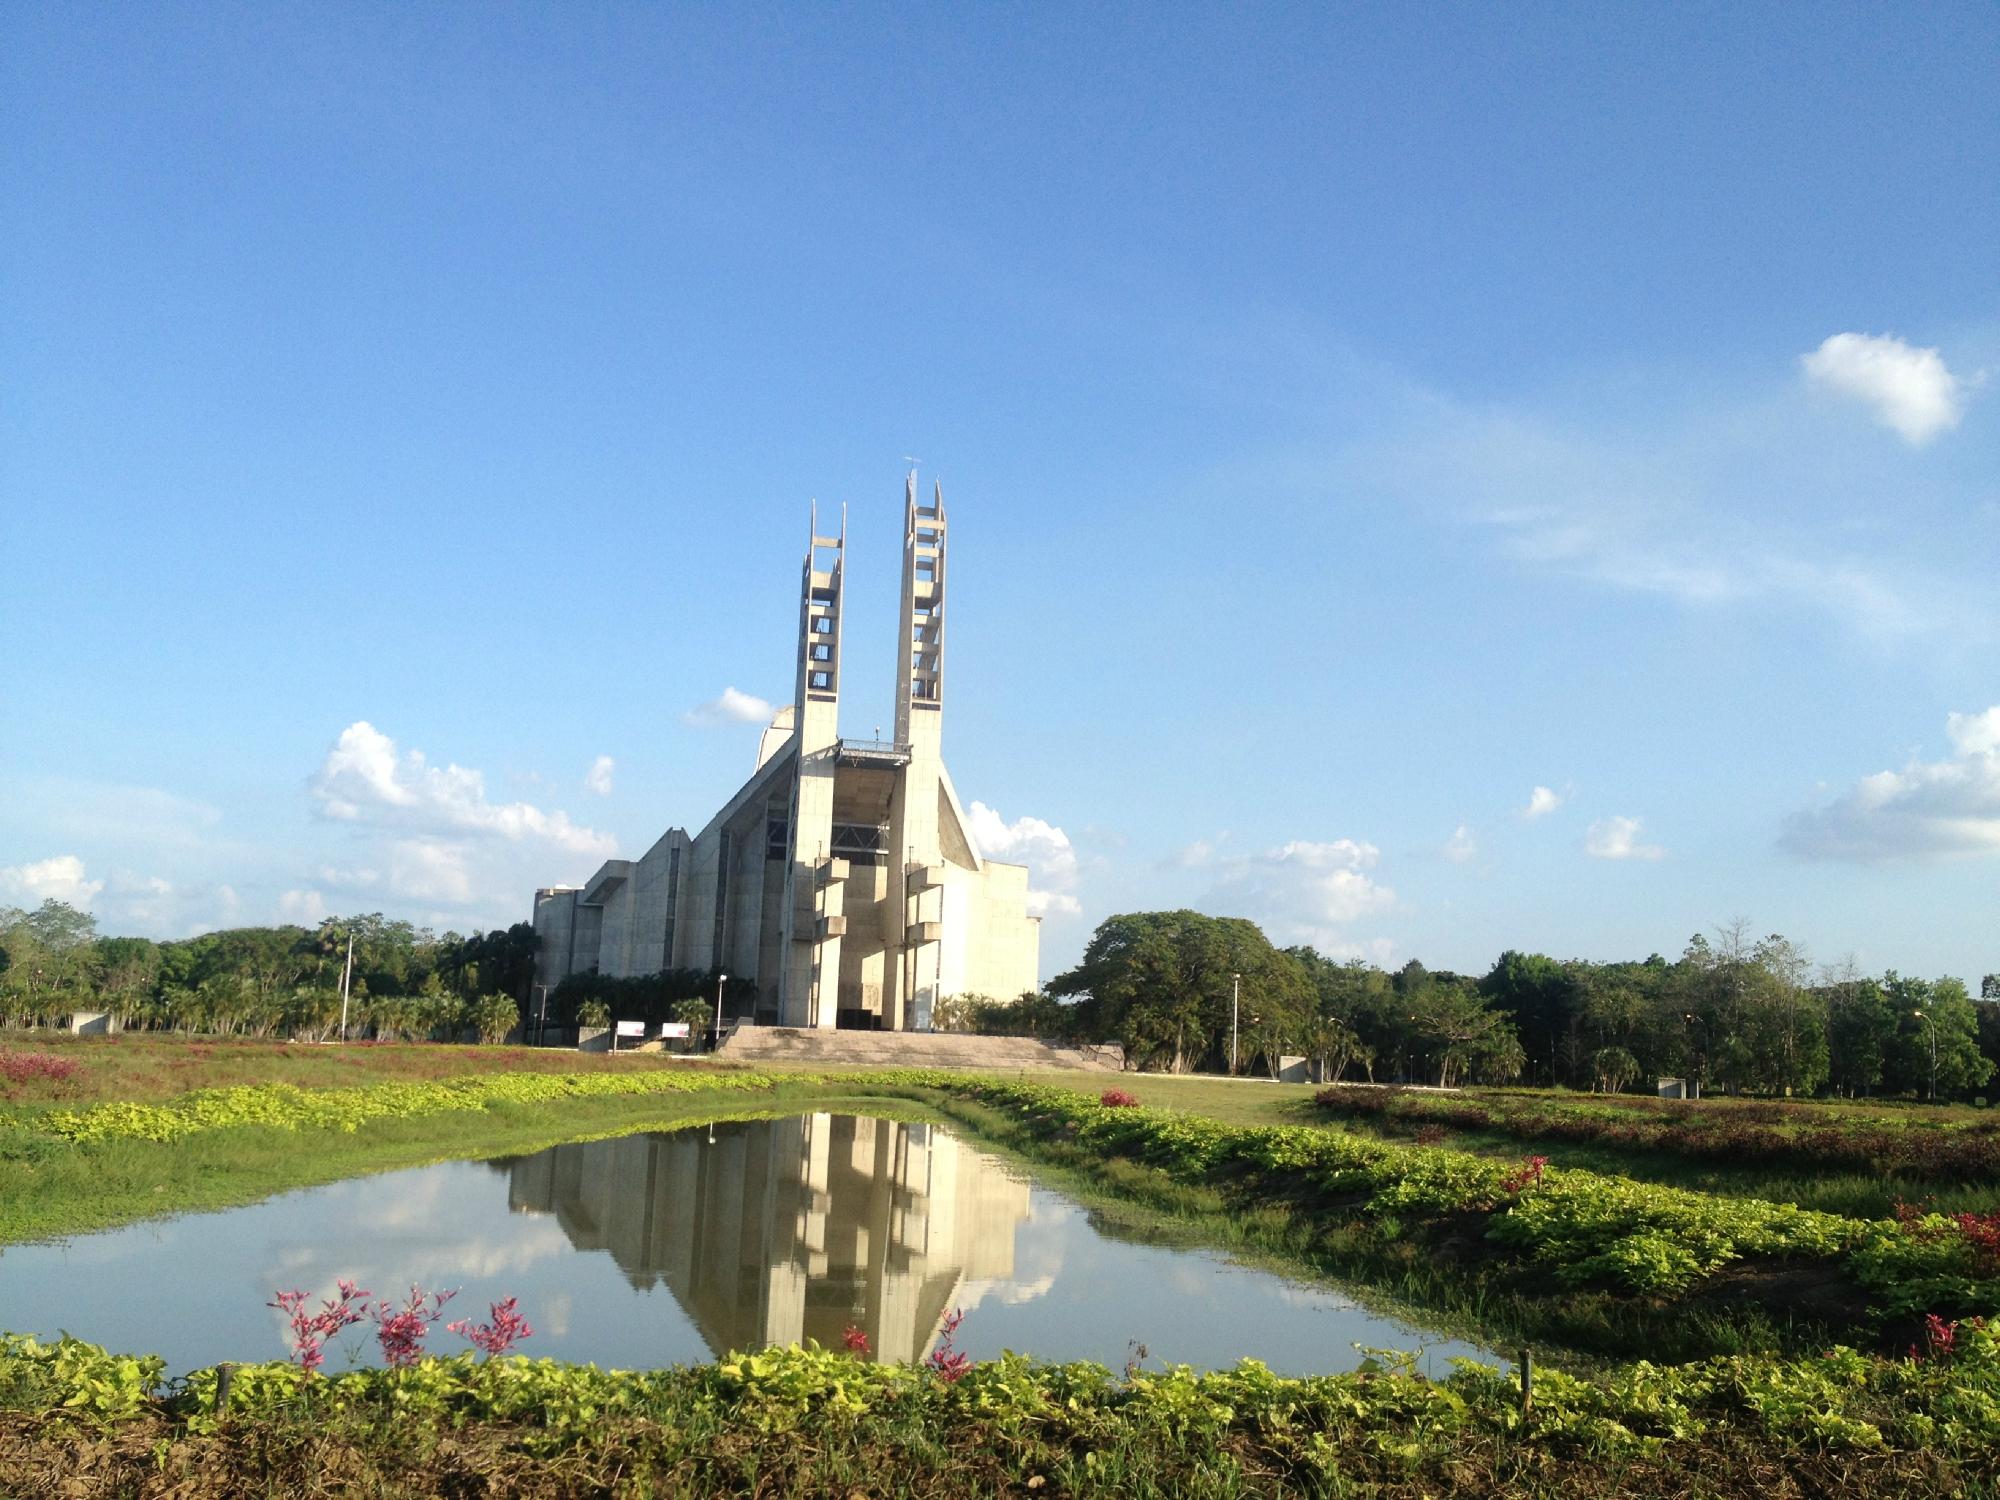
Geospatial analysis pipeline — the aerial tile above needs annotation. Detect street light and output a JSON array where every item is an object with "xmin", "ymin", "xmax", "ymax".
[
  {"xmin": 713, "ymin": 972, "xmax": 729, "ymax": 1051},
  {"xmin": 1913, "ymin": 1008, "xmax": 1938, "ymax": 1103},
  {"xmin": 1231, "ymin": 973, "xmax": 1241, "ymax": 1076}
]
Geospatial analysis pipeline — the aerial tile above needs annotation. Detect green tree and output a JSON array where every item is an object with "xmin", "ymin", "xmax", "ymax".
[
  {"xmin": 1050, "ymin": 911, "xmax": 1310, "ymax": 1074},
  {"xmin": 1823, "ymin": 973, "xmax": 1896, "ymax": 1097},
  {"xmin": 1590, "ymin": 1045, "xmax": 1642, "ymax": 1093},
  {"xmin": 1886, "ymin": 974, "xmax": 1994, "ymax": 1101},
  {"xmin": 671, "ymin": 996, "xmax": 714, "ymax": 1049},
  {"xmin": 1976, "ymin": 997, "xmax": 2000, "ymax": 1091},
  {"xmin": 1405, "ymin": 976, "xmax": 1523, "ymax": 1087},
  {"xmin": 470, "ymin": 993, "xmax": 521, "ymax": 1044},
  {"xmin": 1480, "ymin": 951, "xmax": 1581, "ymax": 1087},
  {"xmin": 1289, "ymin": 949, "xmax": 1395, "ymax": 1081}
]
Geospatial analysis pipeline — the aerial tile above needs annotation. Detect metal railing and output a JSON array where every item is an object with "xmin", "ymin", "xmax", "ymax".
[{"xmin": 837, "ymin": 738, "xmax": 912, "ymax": 757}]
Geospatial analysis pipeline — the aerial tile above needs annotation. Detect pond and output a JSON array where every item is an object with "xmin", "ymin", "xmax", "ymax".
[{"xmin": 0, "ymin": 1114, "xmax": 1485, "ymax": 1377}]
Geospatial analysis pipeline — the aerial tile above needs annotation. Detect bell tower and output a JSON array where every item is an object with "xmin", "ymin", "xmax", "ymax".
[
  {"xmin": 886, "ymin": 474, "xmax": 947, "ymax": 1029},
  {"xmin": 778, "ymin": 503, "xmax": 846, "ymax": 1027}
]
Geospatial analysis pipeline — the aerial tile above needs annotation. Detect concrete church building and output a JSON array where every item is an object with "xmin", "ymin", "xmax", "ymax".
[{"xmin": 532, "ymin": 476, "xmax": 1040, "ymax": 1030}]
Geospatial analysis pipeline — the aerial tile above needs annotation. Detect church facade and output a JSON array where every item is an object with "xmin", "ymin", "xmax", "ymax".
[{"xmin": 531, "ymin": 476, "xmax": 1040, "ymax": 1028}]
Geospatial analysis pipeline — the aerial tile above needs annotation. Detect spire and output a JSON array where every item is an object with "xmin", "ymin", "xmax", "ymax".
[
  {"xmin": 893, "ymin": 470, "xmax": 946, "ymax": 743},
  {"xmin": 794, "ymin": 499, "xmax": 844, "ymax": 751}
]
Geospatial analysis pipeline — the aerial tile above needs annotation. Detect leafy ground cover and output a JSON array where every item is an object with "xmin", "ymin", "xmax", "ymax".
[
  {"xmin": 1313, "ymin": 1084, "xmax": 2000, "ymax": 1201},
  {"xmin": 0, "ymin": 1029, "xmax": 714, "ymax": 1107},
  {"xmin": 36, "ymin": 1062, "xmax": 784, "ymax": 1144},
  {"xmin": 0, "ymin": 1066, "xmax": 935, "ymax": 1244},
  {"xmin": 3, "ymin": 1329, "xmax": 1996, "ymax": 1498},
  {"xmin": 870, "ymin": 1073, "xmax": 2000, "ymax": 1359}
]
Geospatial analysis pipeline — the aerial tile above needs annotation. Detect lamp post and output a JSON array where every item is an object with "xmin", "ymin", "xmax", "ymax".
[
  {"xmin": 338, "ymin": 934, "xmax": 353, "ymax": 1044},
  {"xmin": 1913, "ymin": 1008, "xmax": 1937, "ymax": 1102},
  {"xmin": 713, "ymin": 972, "xmax": 729, "ymax": 1051},
  {"xmin": 1682, "ymin": 1012, "xmax": 1709, "ymax": 1099},
  {"xmin": 1231, "ymin": 973, "xmax": 1241, "ymax": 1076}
]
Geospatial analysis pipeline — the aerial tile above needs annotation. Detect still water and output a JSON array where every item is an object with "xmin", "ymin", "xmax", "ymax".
[{"xmin": 0, "ymin": 1114, "xmax": 1483, "ymax": 1376}]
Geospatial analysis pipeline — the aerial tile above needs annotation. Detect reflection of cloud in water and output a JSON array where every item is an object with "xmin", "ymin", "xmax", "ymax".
[
  {"xmin": 539, "ymin": 1291, "xmax": 573, "ymax": 1339},
  {"xmin": 1162, "ymin": 1262, "xmax": 1220, "ymax": 1301},
  {"xmin": 263, "ymin": 1222, "xmax": 575, "ymax": 1304},
  {"xmin": 1024, "ymin": 1195, "xmax": 1075, "ymax": 1227},
  {"xmin": 1272, "ymin": 1282, "xmax": 1356, "ymax": 1311},
  {"xmin": 357, "ymin": 1175, "xmax": 450, "ymax": 1230},
  {"xmin": 956, "ymin": 1273, "xmax": 1057, "ymax": 1312}
]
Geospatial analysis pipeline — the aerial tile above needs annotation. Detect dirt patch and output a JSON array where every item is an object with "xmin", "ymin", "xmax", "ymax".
[{"xmin": 1690, "ymin": 1258, "xmax": 1876, "ymax": 1338}]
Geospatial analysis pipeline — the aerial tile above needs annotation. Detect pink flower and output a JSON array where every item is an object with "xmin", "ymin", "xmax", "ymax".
[
  {"xmin": 926, "ymin": 1308, "xmax": 971, "ymax": 1383},
  {"xmin": 269, "ymin": 1280, "xmax": 373, "ymax": 1375},
  {"xmin": 1500, "ymin": 1155, "xmax": 1550, "ymax": 1195},
  {"xmin": 841, "ymin": 1325, "xmax": 872, "ymax": 1355},
  {"xmin": 371, "ymin": 1286, "xmax": 459, "ymax": 1368},
  {"xmin": 449, "ymin": 1297, "xmax": 534, "ymax": 1358}
]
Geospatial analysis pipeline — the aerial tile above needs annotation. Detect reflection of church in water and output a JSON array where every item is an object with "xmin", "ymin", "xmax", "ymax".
[{"xmin": 504, "ymin": 1114, "xmax": 1032, "ymax": 1363}]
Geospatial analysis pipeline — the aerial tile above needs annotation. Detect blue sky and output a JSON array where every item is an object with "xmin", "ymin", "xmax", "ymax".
[{"xmin": 3, "ymin": 3, "xmax": 1996, "ymax": 986}]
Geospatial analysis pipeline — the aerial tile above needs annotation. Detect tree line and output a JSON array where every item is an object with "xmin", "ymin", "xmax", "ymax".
[
  {"xmin": 6, "ymin": 897, "xmax": 1996, "ymax": 1100},
  {"xmin": 0, "ymin": 901, "xmax": 539, "ymax": 1044},
  {"xmin": 956, "ymin": 910, "xmax": 2000, "ymax": 1101}
]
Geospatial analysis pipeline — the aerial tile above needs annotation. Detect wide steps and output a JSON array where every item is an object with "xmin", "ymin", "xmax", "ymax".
[{"xmin": 715, "ymin": 1026, "xmax": 1124, "ymax": 1073}]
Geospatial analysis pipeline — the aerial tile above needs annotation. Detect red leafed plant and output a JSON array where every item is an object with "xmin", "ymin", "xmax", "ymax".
[
  {"xmin": 1907, "ymin": 1312, "xmax": 1986, "ymax": 1363},
  {"xmin": 926, "ymin": 1309, "xmax": 971, "ymax": 1382},
  {"xmin": 842, "ymin": 1325, "xmax": 872, "ymax": 1355},
  {"xmin": 269, "ymin": 1280, "xmax": 373, "ymax": 1374},
  {"xmin": 371, "ymin": 1285, "xmax": 459, "ymax": 1368},
  {"xmin": 1893, "ymin": 1200, "xmax": 2000, "ymax": 1275},
  {"xmin": 1499, "ymin": 1155, "xmax": 1550, "ymax": 1195},
  {"xmin": 1100, "ymin": 1088, "xmax": 1140, "ymax": 1108},
  {"xmin": 1952, "ymin": 1211, "xmax": 2000, "ymax": 1272},
  {"xmin": 449, "ymin": 1296, "xmax": 534, "ymax": 1358},
  {"xmin": 0, "ymin": 1051, "xmax": 78, "ymax": 1086}
]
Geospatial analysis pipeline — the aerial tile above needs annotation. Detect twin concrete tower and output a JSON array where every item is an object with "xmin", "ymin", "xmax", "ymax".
[{"xmin": 532, "ymin": 475, "xmax": 1040, "ymax": 1030}]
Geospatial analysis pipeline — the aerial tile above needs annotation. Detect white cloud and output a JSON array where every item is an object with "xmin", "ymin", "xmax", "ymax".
[
  {"xmin": 316, "ymin": 864, "xmax": 382, "ymax": 890},
  {"xmin": 387, "ymin": 839, "xmax": 476, "ymax": 903},
  {"xmin": 98, "ymin": 871, "xmax": 226, "ymax": 936},
  {"xmin": 0, "ymin": 853, "xmax": 104, "ymax": 908},
  {"xmin": 1947, "ymin": 707, "xmax": 2000, "ymax": 757},
  {"xmin": 1782, "ymin": 706, "xmax": 2000, "ymax": 860},
  {"xmin": 1443, "ymin": 823, "xmax": 1477, "ymax": 863},
  {"xmin": 967, "ymin": 801, "xmax": 1081, "ymax": 917},
  {"xmin": 1522, "ymin": 786, "xmax": 1563, "ymax": 821},
  {"xmin": 0, "ymin": 859, "xmax": 244, "ymax": 939},
  {"xmin": 1801, "ymin": 332, "xmax": 1965, "ymax": 445},
  {"xmin": 310, "ymin": 721, "xmax": 615, "ymax": 857},
  {"xmin": 1339, "ymin": 372, "xmax": 1986, "ymax": 643},
  {"xmin": 278, "ymin": 888, "xmax": 329, "ymax": 924},
  {"xmin": 14, "ymin": 781, "xmax": 225, "ymax": 850},
  {"xmin": 1585, "ymin": 816, "xmax": 1665, "ymax": 861},
  {"xmin": 683, "ymin": 687, "xmax": 776, "ymax": 727},
  {"xmin": 584, "ymin": 755, "xmax": 615, "ymax": 796},
  {"xmin": 1200, "ymin": 837, "xmax": 1396, "ymax": 948},
  {"xmin": 1164, "ymin": 835, "xmax": 1228, "ymax": 869}
]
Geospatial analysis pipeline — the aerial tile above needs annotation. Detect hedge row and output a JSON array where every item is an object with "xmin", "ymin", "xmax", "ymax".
[
  {"xmin": 878, "ymin": 1073, "xmax": 2000, "ymax": 1323},
  {"xmin": 4, "ymin": 1328, "xmax": 1998, "ymax": 1485},
  {"xmin": 37, "ymin": 1066, "xmax": 791, "ymax": 1144}
]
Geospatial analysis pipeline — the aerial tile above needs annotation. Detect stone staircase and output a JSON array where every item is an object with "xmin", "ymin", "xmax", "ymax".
[{"xmin": 715, "ymin": 1026, "xmax": 1125, "ymax": 1073}]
